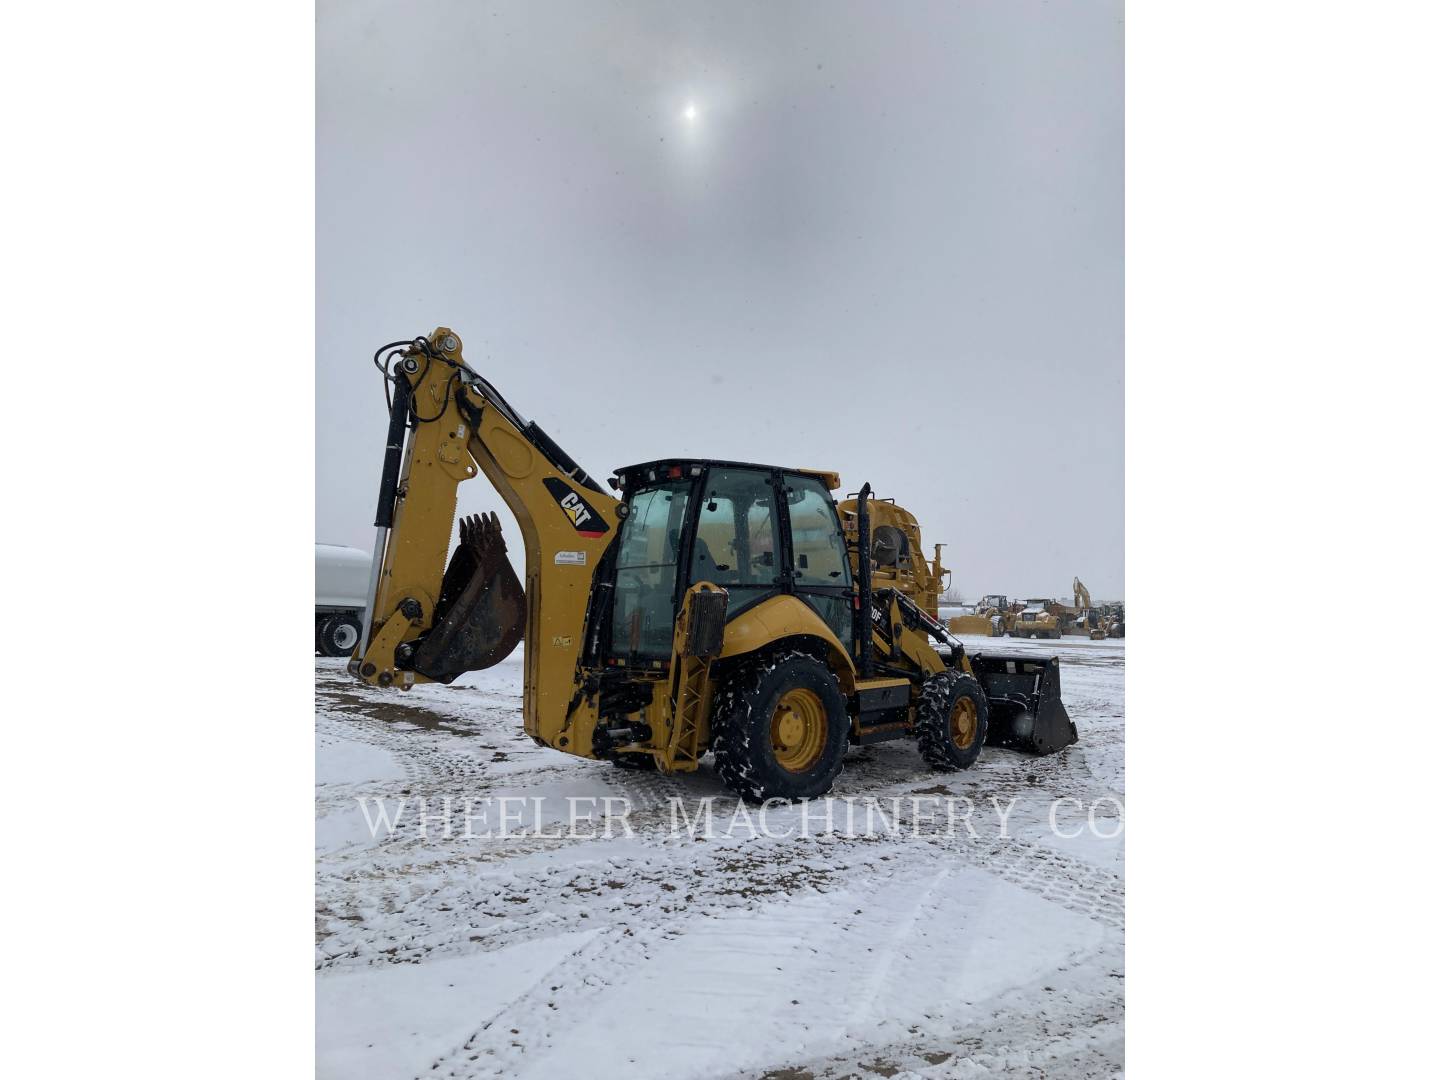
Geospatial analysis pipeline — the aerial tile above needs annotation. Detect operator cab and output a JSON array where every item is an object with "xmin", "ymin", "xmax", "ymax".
[{"xmin": 603, "ymin": 459, "xmax": 853, "ymax": 665}]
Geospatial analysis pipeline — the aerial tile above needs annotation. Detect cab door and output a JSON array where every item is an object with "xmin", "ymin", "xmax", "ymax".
[
  {"xmin": 781, "ymin": 472, "xmax": 854, "ymax": 649},
  {"xmin": 687, "ymin": 466, "xmax": 783, "ymax": 619}
]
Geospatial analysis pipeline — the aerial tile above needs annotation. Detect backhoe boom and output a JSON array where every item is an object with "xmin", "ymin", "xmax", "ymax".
[{"xmin": 352, "ymin": 329, "xmax": 619, "ymax": 752}]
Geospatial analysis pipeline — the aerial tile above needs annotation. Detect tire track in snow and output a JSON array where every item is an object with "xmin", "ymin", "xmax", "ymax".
[
  {"xmin": 424, "ymin": 878, "xmax": 936, "ymax": 1079},
  {"xmin": 317, "ymin": 802, "xmax": 1122, "ymax": 972},
  {"xmin": 422, "ymin": 928, "xmax": 653, "ymax": 1079},
  {"xmin": 845, "ymin": 866, "xmax": 952, "ymax": 1027},
  {"xmin": 741, "ymin": 945, "xmax": 1124, "ymax": 1080},
  {"xmin": 957, "ymin": 837, "xmax": 1124, "ymax": 931}
]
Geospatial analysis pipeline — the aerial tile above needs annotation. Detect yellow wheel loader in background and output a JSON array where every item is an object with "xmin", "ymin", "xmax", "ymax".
[
  {"xmin": 349, "ymin": 330, "xmax": 1076, "ymax": 802},
  {"xmin": 1016, "ymin": 600, "xmax": 1063, "ymax": 639},
  {"xmin": 947, "ymin": 594, "xmax": 1018, "ymax": 637}
]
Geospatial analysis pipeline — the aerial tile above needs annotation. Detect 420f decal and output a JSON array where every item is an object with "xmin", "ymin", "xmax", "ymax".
[{"xmin": 542, "ymin": 477, "xmax": 610, "ymax": 538}]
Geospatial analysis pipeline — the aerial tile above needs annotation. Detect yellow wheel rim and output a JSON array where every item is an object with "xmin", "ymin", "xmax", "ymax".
[
  {"xmin": 770, "ymin": 688, "xmax": 827, "ymax": 773},
  {"xmin": 950, "ymin": 697, "xmax": 979, "ymax": 750}
]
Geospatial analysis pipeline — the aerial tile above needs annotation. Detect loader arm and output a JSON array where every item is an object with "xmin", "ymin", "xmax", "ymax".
[{"xmin": 351, "ymin": 328, "xmax": 620, "ymax": 745}]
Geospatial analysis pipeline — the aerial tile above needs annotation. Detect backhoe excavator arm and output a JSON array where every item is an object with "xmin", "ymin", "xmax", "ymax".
[{"xmin": 350, "ymin": 329, "xmax": 620, "ymax": 747}]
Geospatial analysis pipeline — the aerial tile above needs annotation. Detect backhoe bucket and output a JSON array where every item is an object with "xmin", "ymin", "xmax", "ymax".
[
  {"xmin": 969, "ymin": 653, "xmax": 1078, "ymax": 755},
  {"xmin": 411, "ymin": 513, "xmax": 525, "ymax": 684}
]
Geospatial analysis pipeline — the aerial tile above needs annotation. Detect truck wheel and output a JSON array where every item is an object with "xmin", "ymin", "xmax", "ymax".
[
  {"xmin": 711, "ymin": 650, "xmax": 848, "ymax": 803},
  {"xmin": 318, "ymin": 612, "xmax": 362, "ymax": 657},
  {"xmin": 916, "ymin": 670, "xmax": 990, "ymax": 771}
]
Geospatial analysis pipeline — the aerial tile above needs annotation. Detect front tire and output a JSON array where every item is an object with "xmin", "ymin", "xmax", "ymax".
[
  {"xmin": 916, "ymin": 670, "xmax": 990, "ymax": 771},
  {"xmin": 711, "ymin": 650, "xmax": 849, "ymax": 803},
  {"xmin": 318, "ymin": 612, "xmax": 362, "ymax": 658}
]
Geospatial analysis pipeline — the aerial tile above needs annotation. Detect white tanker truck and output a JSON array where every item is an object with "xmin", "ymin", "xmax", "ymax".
[{"xmin": 315, "ymin": 543, "xmax": 371, "ymax": 656}]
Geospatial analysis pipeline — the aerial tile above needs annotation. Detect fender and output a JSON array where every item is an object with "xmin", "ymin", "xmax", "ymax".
[{"xmin": 719, "ymin": 595, "xmax": 857, "ymax": 692}]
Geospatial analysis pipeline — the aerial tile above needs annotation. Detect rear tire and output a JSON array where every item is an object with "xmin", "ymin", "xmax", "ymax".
[
  {"xmin": 711, "ymin": 650, "xmax": 849, "ymax": 803},
  {"xmin": 318, "ymin": 612, "xmax": 362, "ymax": 658},
  {"xmin": 916, "ymin": 670, "xmax": 990, "ymax": 771}
]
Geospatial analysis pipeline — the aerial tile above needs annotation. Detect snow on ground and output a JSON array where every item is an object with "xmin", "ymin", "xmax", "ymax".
[{"xmin": 316, "ymin": 635, "xmax": 1124, "ymax": 1079}]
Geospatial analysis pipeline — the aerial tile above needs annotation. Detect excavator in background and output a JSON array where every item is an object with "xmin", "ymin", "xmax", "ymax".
[
  {"xmin": 347, "ymin": 329, "xmax": 1076, "ymax": 802},
  {"xmin": 1063, "ymin": 577, "xmax": 1107, "ymax": 639},
  {"xmin": 1057, "ymin": 577, "xmax": 1125, "ymax": 639}
]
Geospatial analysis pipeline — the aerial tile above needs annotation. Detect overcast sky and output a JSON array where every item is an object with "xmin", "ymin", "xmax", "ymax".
[{"xmin": 318, "ymin": 0, "xmax": 1123, "ymax": 602}]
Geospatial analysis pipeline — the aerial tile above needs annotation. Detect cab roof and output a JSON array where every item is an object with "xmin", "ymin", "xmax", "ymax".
[{"xmin": 614, "ymin": 459, "xmax": 841, "ymax": 490}]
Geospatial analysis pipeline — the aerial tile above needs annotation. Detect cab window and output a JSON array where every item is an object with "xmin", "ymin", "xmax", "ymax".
[
  {"xmin": 689, "ymin": 468, "xmax": 779, "ymax": 614},
  {"xmin": 785, "ymin": 473, "xmax": 853, "ymax": 646},
  {"xmin": 610, "ymin": 479, "xmax": 692, "ymax": 658},
  {"xmin": 785, "ymin": 475, "xmax": 851, "ymax": 587}
]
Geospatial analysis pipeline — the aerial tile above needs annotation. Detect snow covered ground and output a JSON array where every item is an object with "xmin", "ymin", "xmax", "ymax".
[{"xmin": 316, "ymin": 634, "xmax": 1124, "ymax": 1079}]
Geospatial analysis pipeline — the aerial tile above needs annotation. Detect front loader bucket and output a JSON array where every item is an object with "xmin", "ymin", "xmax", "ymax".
[
  {"xmin": 969, "ymin": 653, "xmax": 1078, "ymax": 755},
  {"xmin": 411, "ymin": 513, "xmax": 525, "ymax": 683}
]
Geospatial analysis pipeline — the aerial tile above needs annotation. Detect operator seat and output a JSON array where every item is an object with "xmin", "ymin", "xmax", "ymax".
[{"xmin": 689, "ymin": 535, "xmax": 724, "ymax": 582}]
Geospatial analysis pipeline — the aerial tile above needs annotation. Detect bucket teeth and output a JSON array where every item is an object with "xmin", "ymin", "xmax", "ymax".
[{"xmin": 411, "ymin": 513, "xmax": 525, "ymax": 683}]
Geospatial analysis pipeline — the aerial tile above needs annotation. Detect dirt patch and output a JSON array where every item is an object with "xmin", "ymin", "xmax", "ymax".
[{"xmin": 320, "ymin": 686, "xmax": 482, "ymax": 738}]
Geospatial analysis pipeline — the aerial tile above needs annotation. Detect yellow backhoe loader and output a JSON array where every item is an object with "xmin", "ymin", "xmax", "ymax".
[{"xmin": 349, "ymin": 330, "xmax": 1076, "ymax": 801}]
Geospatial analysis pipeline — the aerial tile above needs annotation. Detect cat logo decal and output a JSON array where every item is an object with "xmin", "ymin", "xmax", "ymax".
[{"xmin": 542, "ymin": 477, "xmax": 610, "ymax": 538}]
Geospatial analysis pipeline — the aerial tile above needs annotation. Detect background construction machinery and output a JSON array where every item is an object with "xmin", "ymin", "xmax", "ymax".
[{"xmin": 943, "ymin": 580, "xmax": 1123, "ymax": 641}]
